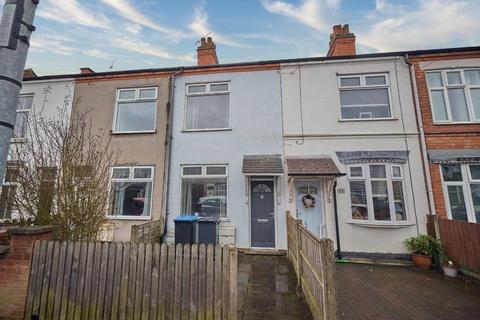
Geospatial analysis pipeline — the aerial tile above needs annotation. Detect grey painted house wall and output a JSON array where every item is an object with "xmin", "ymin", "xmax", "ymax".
[{"xmin": 166, "ymin": 69, "xmax": 286, "ymax": 249}]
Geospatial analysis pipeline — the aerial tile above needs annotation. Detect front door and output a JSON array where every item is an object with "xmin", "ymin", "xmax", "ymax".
[
  {"xmin": 295, "ymin": 181, "xmax": 323, "ymax": 238},
  {"xmin": 251, "ymin": 180, "xmax": 275, "ymax": 248}
]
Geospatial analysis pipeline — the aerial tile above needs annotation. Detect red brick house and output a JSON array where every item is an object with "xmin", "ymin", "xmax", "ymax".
[{"xmin": 408, "ymin": 48, "xmax": 480, "ymax": 223}]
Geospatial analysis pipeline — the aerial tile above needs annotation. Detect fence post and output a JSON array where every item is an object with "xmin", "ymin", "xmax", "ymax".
[
  {"xmin": 228, "ymin": 246, "xmax": 237, "ymax": 320},
  {"xmin": 130, "ymin": 225, "xmax": 138, "ymax": 242},
  {"xmin": 321, "ymin": 239, "xmax": 337, "ymax": 320},
  {"xmin": 296, "ymin": 219, "xmax": 303, "ymax": 287}
]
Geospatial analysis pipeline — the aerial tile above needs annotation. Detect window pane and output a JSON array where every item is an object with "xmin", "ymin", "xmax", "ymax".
[
  {"xmin": 470, "ymin": 165, "xmax": 480, "ymax": 180},
  {"xmin": 188, "ymin": 85, "xmax": 207, "ymax": 93},
  {"xmin": 210, "ymin": 83, "xmax": 229, "ymax": 92},
  {"xmin": 181, "ymin": 178, "xmax": 227, "ymax": 217},
  {"xmin": 372, "ymin": 181, "xmax": 390, "ymax": 220},
  {"xmin": 4, "ymin": 167, "xmax": 19, "ymax": 183},
  {"xmin": 340, "ymin": 77, "xmax": 361, "ymax": 87},
  {"xmin": 470, "ymin": 88, "xmax": 480, "ymax": 120},
  {"xmin": 370, "ymin": 165, "xmax": 386, "ymax": 179},
  {"xmin": 206, "ymin": 166, "xmax": 226, "ymax": 175},
  {"xmin": 350, "ymin": 166, "xmax": 363, "ymax": 177},
  {"xmin": 134, "ymin": 168, "xmax": 152, "ymax": 179},
  {"xmin": 426, "ymin": 72, "xmax": 443, "ymax": 87},
  {"xmin": 139, "ymin": 88, "xmax": 156, "ymax": 99},
  {"xmin": 442, "ymin": 165, "xmax": 463, "ymax": 181},
  {"xmin": 392, "ymin": 166, "xmax": 402, "ymax": 178},
  {"xmin": 393, "ymin": 181, "xmax": 406, "ymax": 221},
  {"xmin": 112, "ymin": 168, "xmax": 130, "ymax": 179},
  {"xmin": 365, "ymin": 76, "xmax": 386, "ymax": 86},
  {"xmin": 430, "ymin": 90, "xmax": 448, "ymax": 121},
  {"xmin": 0, "ymin": 185, "xmax": 16, "ymax": 220},
  {"xmin": 447, "ymin": 72, "xmax": 462, "ymax": 85},
  {"xmin": 119, "ymin": 90, "xmax": 136, "ymax": 100},
  {"xmin": 110, "ymin": 181, "xmax": 152, "ymax": 216},
  {"xmin": 182, "ymin": 166, "xmax": 202, "ymax": 176},
  {"xmin": 340, "ymin": 89, "xmax": 391, "ymax": 119},
  {"xmin": 447, "ymin": 185, "xmax": 468, "ymax": 221},
  {"xmin": 186, "ymin": 94, "xmax": 229, "ymax": 129},
  {"xmin": 349, "ymin": 181, "xmax": 368, "ymax": 220},
  {"xmin": 470, "ymin": 184, "xmax": 480, "ymax": 222},
  {"xmin": 116, "ymin": 101, "xmax": 156, "ymax": 132},
  {"xmin": 465, "ymin": 70, "xmax": 480, "ymax": 85},
  {"xmin": 18, "ymin": 95, "xmax": 33, "ymax": 110},
  {"xmin": 13, "ymin": 112, "xmax": 28, "ymax": 138},
  {"xmin": 447, "ymin": 88, "xmax": 469, "ymax": 121}
]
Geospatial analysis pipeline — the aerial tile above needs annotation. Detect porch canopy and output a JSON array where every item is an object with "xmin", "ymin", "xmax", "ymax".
[
  {"xmin": 286, "ymin": 157, "xmax": 344, "ymax": 176},
  {"xmin": 429, "ymin": 149, "xmax": 480, "ymax": 164},
  {"xmin": 242, "ymin": 154, "xmax": 283, "ymax": 175}
]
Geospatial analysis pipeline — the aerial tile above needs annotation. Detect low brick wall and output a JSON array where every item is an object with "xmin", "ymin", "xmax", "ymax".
[{"xmin": 0, "ymin": 226, "xmax": 54, "ymax": 319}]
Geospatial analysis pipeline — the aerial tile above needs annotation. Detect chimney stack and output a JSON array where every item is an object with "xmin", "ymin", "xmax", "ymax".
[
  {"xmin": 327, "ymin": 24, "xmax": 356, "ymax": 57},
  {"xmin": 197, "ymin": 37, "xmax": 219, "ymax": 66},
  {"xmin": 80, "ymin": 67, "xmax": 95, "ymax": 75},
  {"xmin": 23, "ymin": 68, "xmax": 37, "ymax": 79}
]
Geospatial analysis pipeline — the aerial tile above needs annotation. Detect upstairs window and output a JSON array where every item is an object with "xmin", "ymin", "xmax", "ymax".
[
  {"xmin": 426, "ymin": 69, "xmax": 480, "ymax": 123},
  {"xmin": 185, "ymin": 82, "xmax": 230, "ymax": 130},
  {"xmin": 13, "ymin": 94, "xmax": 34, "ymax": 140},
  {"xmin": 338, "ymin": 74, "xmax": 391, "ymax": 120},
  {"xmin": 114, "ymin": 87, "xmax": 157, "ymax": 133}
]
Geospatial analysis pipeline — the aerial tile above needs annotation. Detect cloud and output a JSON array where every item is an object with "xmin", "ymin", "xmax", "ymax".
[
  {"xmin": 360, "ymin": 0, "xmax": 480, "ymax": 51},
  {"xmin": 37, "ymin": 0, "xmax": 110, "ymax": 29},
  {"xmin": 261, "ymin": 0, "xmax": 340, "ymax": 31},
  {"xmin": 30, "ymin": 36, "xmax": 75, "ymax": 56},
  {"xmin": 83, "ymin": 49, "xmax": 114, "ymax": 60}
]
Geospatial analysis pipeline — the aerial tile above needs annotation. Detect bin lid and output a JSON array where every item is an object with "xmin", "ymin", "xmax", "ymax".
[
  {"xmin": 197, "ymin": 216, "xmax": 220, "ymax": 222},
  {"xmin": 174, "ymin": 215, "xmax": 198, "ymax": 222}
]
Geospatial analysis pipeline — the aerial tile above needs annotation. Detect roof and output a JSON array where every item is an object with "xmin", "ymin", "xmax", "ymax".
[
  {"xmin": 242, "ymin": 154, "xmax": 283, "ymax": 174},
  {"xmin": 286, "ymin": 157, "xmax": 344, "ymax": 176},
  {"xmin": 22, "ymin": 46, "xmax": 480, "ymax": 82}
]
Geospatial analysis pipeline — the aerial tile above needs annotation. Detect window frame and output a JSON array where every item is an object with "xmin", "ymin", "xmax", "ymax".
[
  {"xmin": 107, "ymin": 165, "xmax": 155, "ymax": 220},
  {"xmin": 112, "ymin": 87, "xmax": 158, "ymax": 134},
  {"xmin": 337, "ymin": 73, "xmax": 393, "ymax": 121},
  {"xmin": 12, "ymin": 94, "xmax": 34, "ymax": 141},
  {"xmin": 347, "ymin": 163, "xmax": 409, "ymax": 224},
  {"xmin": 0, "ymin": 166, "xmax": 20, "ymax": 221},
  {"xmin": 440, "ymin": 164, "xmax": 479, "ymax": 223},
  {"xmin": 184, "ymin": 82, "xmax": 231, "ymax": 131},
  {"xmin": 426, "ymin": 69, "xmax": 480, "ymax": 124}
]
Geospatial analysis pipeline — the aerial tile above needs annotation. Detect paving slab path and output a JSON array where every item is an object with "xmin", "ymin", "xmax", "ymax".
[
  {"xmin": 336, "ymin": 262, "xmax": 480, "ymax": 320},
  {"xmin": 237, "ymin": 254, "xmax": 313, "ymax": 320}
]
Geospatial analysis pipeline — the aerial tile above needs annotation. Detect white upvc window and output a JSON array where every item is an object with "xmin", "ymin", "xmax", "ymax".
[
  {"xmin": 185, "ymin": 82, "xmax": 230, "ymax": 130},
  {"xmin": 113, "ymin": 87, "xmax": 158, "ymax": 133},
  {"xmin": 338, "ymin": 74, "xmax": 392, "ymax": 120},
  {"xmin": 441, "ymin": 164, "xmax": 479, "ymax": 223},
  {"xmin": 181, "ymin": 164, "xmax": 228, "ymax": 217},
  {"xmin": 108, "ymin": 166, "xmax": 154, "ymax": 218},
  {"xmin": 13, "ymin": 94, "xmax": 34, "ymax": 140},
  {"xmin": 0, "ymin": 166, "xmax": 19, "ymax": 220},
  {"xmin": 347, "ymin": 163, "xmax": 407, "ymax": 223},
  {"xmin": 426, "ymin": 69, "xmax": 480, "ymax": 123}
]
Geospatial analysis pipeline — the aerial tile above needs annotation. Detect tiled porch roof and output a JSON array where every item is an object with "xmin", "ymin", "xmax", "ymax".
[
  {"xmin": 286, "ymin": 157, "xmax": 344, "ymax": 176},
  {"xmin": 242, "ymin": 154, "xmax": 283, "ymax": 174}
]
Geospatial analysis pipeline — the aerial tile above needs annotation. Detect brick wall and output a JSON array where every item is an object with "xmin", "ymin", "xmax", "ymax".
[{"xmin": 0, "ymin": 227, "xmax": 53, "ymax": 319}]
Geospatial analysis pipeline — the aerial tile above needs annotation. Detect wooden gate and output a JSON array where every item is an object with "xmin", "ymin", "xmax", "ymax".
[{"xmin": 25, "ymin": 241, "xmax": 237, "ymax": 320}]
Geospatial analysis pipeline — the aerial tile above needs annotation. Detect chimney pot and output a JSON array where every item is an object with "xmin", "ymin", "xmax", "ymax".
[
  {"xmin": 80, "ymin": 67, "xmax": 95, "ymax": 75},
  {"xmin": 197, "ymin": 37, "xmax": 219, "ymax": 66},
  {"xmin": 327, "ymin": 23, "xmax": 356, "ymax": 57}
]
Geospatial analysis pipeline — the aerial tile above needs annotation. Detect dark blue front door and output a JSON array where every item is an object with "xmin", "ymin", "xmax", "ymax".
[{"xmin": 251, "ymin": 180, "xmax": 275, "ymax": 248}]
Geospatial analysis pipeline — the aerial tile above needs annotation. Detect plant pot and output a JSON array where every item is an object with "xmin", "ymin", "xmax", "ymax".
[
  {"xmin": 443, "ymin": 266, "xmax": 458, "ymax": 278},
  {"xmin": 411, "ymin": 253, "xmax": 432, "ymax": 270}
]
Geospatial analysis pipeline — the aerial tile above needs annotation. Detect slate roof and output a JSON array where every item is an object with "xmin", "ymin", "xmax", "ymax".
[
  {"xmin": 242, "ymin": 154, "xmax": 283, "ymax": 174},
  {"xmin": 286, "ymin": 157, "xmax": 344, "ymax": 176}
]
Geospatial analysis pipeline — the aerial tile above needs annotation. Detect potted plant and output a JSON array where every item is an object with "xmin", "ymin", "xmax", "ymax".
[
  {"xmin": 403, "ymin": 234, "xmax": 441, "ymax": 270},
  {"xmin": 439, "ymin": 249, "xmax": 458, "ymax": 277}
]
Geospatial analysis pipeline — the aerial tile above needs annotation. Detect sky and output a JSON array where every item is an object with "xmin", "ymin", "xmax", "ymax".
[{"xmin": 2, "ymin": 0, "xmax": 479, "ymax": 75}]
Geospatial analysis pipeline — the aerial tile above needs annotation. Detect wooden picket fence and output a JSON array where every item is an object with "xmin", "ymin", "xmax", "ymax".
[
  {"xmin": 24, "ymin": 241, "xmax": 237, "ymax": 320},
  {"xmin": 286, "ymin": 212, "xmax": 336, "ymax": 320},
  {"xmin": 130, "ymin": 220, "xmax": 163, "ymax": 243}
]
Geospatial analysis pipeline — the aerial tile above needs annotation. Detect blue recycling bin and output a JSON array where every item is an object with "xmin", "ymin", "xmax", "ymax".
[{"xmin": 174, "ymin": 215, "xmax": 197, "ymax": 244}]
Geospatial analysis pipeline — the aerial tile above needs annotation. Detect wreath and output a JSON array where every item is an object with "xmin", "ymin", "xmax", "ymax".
[{"xmin": 302, "ymin": 194, "xmax": 316, "ymax": 208}]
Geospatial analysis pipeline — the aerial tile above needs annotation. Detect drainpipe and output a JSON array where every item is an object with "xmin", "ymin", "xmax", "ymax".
[
  {"xmin": 161, "ymin": 68, "xmax": 183, "ymax": 240},
  {"xmin": 405, "ymin": 54, "xmax": 436, "ymax": 218},
  {"xmin": 333, "ymin": 181, "xmax": 342, "ymax": 259}
]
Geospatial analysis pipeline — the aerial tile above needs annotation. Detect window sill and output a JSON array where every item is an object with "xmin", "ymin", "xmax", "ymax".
[
  {"xmin": 432, "ymin": 121, "xmax": 480, "ymax": 126},
  {"xmin": 10, "ymin": 138, "xmax": 26, "ymax": 143},
  {"xmin": 338, "ymin": 118, "xmax": 398, "ymax": 122},
  {"xmin": 182, "ymin": 128, "xmax": 232, "ymax": 133},
  {"xmin": 110, "ymin": 130, "xmax": 157, "ymax": 135},
  {"xmin": 107, "ymin": 216, "xmax": 152, "ymax": 221},
  {"xmin": 346, "ymin": 220, "xmax": 416, "ymax": 228}
]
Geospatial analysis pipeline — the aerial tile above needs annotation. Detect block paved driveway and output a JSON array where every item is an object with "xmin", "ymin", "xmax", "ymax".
[{"xmin": 336, "ymin": 263, "xmax": 480, "ymax": 320}]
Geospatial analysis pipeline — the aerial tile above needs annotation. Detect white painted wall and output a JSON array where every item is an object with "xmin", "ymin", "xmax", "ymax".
[
  {"xmin": 281, "ymin": 57, "xmax": 429, "ymax": 255},
  {"xmin": 166, "ymin": 70, "xmax": 286, "ymax": 249}
]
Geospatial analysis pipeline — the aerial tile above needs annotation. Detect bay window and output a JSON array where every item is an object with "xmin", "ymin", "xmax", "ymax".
[
  {"xmin": 441, "ymin": 164, "xmax": 479, "ymax": 223},
  {"xmin": 181, "ymin": 165, "xmax": 227, "ymax": 217},
  {"xmin": 426, "ymin": 69, "xmax": 480, "ymax": 123},
  {"xmin": 338, "ymin": 74, "xmax": 391, "ymax": 120},
  {"xmin": 114, "ymin": 87, "xmax": 157, "ymax": 133},
  {"xmin": 185, "ymin": 82, "xmax": 230, "ymax": 130},
  {"xmin": 109, "ymin": 166, "xmax": 153, "ymax": 218},
  {"xmin": 348, "ymin": 163, "xmax": 407, "ymax": 223}
]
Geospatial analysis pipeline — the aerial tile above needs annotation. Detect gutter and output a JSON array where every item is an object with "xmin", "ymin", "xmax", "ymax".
[{"xmin": 333, "ymin": 182, "xmax": 342, "ymax": 259}]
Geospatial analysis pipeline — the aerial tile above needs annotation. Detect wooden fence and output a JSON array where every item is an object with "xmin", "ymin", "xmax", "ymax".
[
  {"xmin": 435, "ymin": 217, "xmax": 480, "ymax": 274},
  {"xmin": 286, "ymin": 212, "xmax": 336, "ymax": 320},
  {"xmin": 24, "ymin": 241, "xmax": 237, "ymax": 320},
  {"xmin": 131, "ymin": 220, "xmax": 163, "ymax": 243}
]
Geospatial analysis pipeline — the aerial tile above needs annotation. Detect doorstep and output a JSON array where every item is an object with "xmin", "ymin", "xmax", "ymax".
[{"xmin": 238, "ymin": 248, "xmax": 287, "ymax": 256}]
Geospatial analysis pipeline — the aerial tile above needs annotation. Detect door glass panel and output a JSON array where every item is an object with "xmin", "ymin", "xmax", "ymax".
[
  {"xmin": 253, "ymin": 184, "xmax": 272, "ymax": 193},
  {"xmin": 447, "ymin": 185, "xmax": 468, "ymax": 221},
  {"xmin": 430, "ymin": 90, "xmax": 448, "ymax": 121},
  {"xmin": 447, "ymin": 88, "xmax": 470, "ymax": 121}
]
